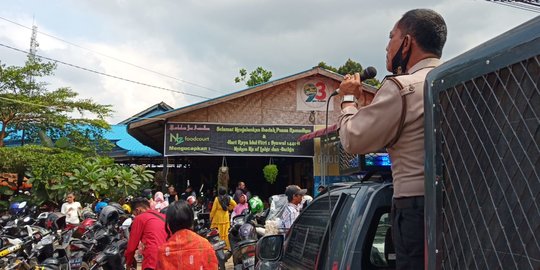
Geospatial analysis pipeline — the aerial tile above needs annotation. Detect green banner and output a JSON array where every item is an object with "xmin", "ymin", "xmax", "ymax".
[{"xmin": 164, "ymin": 123, "xmax": 314, "ymax": 157}]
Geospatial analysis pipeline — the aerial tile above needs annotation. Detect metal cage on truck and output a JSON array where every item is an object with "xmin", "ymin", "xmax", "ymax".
[{"xmin": 424, "ymin": 16, "xmax": 540, "ymax": 270}]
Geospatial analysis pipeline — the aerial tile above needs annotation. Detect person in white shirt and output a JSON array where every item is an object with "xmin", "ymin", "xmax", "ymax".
[
  {"xmin": 280, "ymin": 185, "xmax": 307, "ymax": 232},
  {"xmin": 61, "ymin": 192, "xmax": 82, "ymax": 225}
]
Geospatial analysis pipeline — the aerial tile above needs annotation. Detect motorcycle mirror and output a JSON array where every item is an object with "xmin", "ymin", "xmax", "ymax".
[
  {"xmin": 25, "ymin": 225, "xmax": 33, "ymax": 237},
  {"xmin": 37, "ymin": 212, "xmax": 49, "ymax": 219}
]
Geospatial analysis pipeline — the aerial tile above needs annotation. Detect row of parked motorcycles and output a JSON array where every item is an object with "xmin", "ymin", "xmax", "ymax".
[
  {"xmin": 0, "ymin": 201, "xmax": 130, "ymax": 270},
  {"xmin": 0, "ymin": 197, "xmax": 274, "ymax": 270}
]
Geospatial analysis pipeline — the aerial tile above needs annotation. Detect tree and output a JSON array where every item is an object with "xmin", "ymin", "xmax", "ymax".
[
  {"xmin": 0, "ymin": 151, "xmax": 156, "ymax": 206},
  {"xmin": 337, "ymin": 59, "xmax": 363, "ymax": 75},
  {"xmin": 0, "ymin": 58, "xmax": 113, "ymax": 151},
  {"xmin": 58, "ymin": 157, "xmax": 154, "ymax": 203},
  {"xmin": 317, "ymin": 59, "xmax": 381, "ymax": 88},
  {"xmin": 317, "ymin": 61, "xmax": 338, "ymax": 73},
  {"xmin": 0, "ymin": 144, "xmax": 85, "ymax": 207},
  {"xmin": 234, "ymin": 67, "xmax": 273, "ymax": 87}
]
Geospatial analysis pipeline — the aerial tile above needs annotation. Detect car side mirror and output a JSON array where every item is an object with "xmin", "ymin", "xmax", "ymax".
[{"xmin": 256, "ymin": 234, "xmax": 284, "ymax": 261}]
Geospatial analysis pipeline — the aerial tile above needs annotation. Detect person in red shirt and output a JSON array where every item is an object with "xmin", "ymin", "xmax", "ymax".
[
  {"xmin": 156, "ymin": 200, "xmax": 218, "ymax": 270},
  {"xmin": 125, "ymin": 197, "xmax": 167, "ymax": 270}
]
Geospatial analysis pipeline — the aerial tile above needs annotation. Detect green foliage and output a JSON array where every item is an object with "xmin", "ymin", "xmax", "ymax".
[
  {"xmin": 0, "ymin": 144, "xmax": 83, "ymax": 176},
  {"xmin": 234, "ymin": 67, "xmax": 273, "ymax": 87},
  {"xmin": 56, "ymin": 158, "xmax": 155, "ymax": 204},
  {"xmin": 337, "ymin": 59, "xmax": 363, "ymax": 75},
  {"xmin": 234, "ymin": 68, "xmax": 248, "ymax": 83},
  {"xmin": 317, "ymin": 62, "xmax": 338, "ymax": 73},
  {"xmin": 0, "ymin": 58, "xmax": 113, "ymax": 152},
  {"xmin": 317, "ymin": 59, "xmax": 381, "ymax": 88},
  {"xmin": 0, "ymin": 186, "xmax": 14, "ymax": 196},
  {"xmin": 0, "ymin": 201, "xmax": 7, "ymax": 213},
  {"xmin": 263, "ymin": 164, "xmax": 278, "ymax": 184},
  {"xmin": 132, "ymin": 165, "xmax": 155, "ymax": 182},
  {"xmin": 0, "ymin": 145, "xmax": 85, "ymax": 206},
  {"xmin": 0, "ymin": 146, "xmax": 154, "ymax": 205},
  {"xmin": 0, "ymin": 186, "xmax": 14, "ymax": 211}
]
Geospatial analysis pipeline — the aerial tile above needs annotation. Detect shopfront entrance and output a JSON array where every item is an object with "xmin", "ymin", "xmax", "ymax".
[{"xmin": 165, "ymin": 155, "xmax": 313, "ymax": 202}]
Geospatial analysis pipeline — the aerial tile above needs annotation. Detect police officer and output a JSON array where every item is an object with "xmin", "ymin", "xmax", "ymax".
[{"xmin": 336, "ymin": 9, "xmax": 447, "ymax": 270}]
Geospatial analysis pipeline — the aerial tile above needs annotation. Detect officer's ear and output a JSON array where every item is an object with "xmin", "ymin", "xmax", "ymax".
[{"xmin": 402, "ymin": 34, "xmax": 413, "ymax": 54}]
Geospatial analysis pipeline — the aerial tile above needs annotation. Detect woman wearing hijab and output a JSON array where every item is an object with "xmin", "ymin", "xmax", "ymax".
[
  {"xmin": 156, "ymin": 200, "xmax": 218, "ymax": 270},
  {"xmin": 231, "ymin": 193, "xmax": 249, "ymax": 220},
  {"xmin": 153, "ymin": 191, "xmax": 169, "ymax": 212},
  {"xmin": 210, "ymin": 186, "xmax": 236, "ymax": 249}
]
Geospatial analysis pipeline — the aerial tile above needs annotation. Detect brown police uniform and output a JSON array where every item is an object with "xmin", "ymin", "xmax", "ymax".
[
  {"xmin": 338, "ymin": 57, "xmax": 441, "ymax": 269},
  {"xmin": 338, "ymin": 57, "xmax": 440, "ymax": 197}
]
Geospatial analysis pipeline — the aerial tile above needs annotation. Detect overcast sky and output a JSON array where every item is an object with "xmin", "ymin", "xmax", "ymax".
[{"xmin": 0, "ymin": 0, "xmax": 537, "ymax": 123}]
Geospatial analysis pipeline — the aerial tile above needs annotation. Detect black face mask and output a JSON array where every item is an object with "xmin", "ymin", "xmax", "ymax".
[{"xmin": 391, "ymin": 37, "xmax": 412, "ymax": 75}]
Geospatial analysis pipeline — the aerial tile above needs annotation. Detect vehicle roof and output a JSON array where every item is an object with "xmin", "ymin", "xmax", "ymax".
[{"xmin": 317, "ymin": 180, "xmax": 389, "ymax": 198}]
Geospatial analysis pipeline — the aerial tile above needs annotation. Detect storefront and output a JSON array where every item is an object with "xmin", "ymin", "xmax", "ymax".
[{"xmin": 128, "ymin": 67, "xmax": 376, "ymax": 200}]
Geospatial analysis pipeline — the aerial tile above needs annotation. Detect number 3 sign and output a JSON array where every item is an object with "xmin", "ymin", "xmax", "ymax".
[{"xmin": 297, "ymin": 79, "xmax": 334, "ymax": 111}]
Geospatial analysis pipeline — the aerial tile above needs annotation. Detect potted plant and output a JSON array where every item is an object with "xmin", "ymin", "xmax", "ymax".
[{"xmin": 263, "ymin": 159, "xmax": 278, "ymax": 184}]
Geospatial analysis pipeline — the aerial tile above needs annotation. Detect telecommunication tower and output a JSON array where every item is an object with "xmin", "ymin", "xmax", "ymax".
[{"xmin": 28, "ymin": 24, "xmax": 39, "ymax": 61}]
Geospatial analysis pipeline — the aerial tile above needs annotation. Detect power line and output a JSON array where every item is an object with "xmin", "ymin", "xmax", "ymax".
[
  {"xmin": 0, "ymin": 95, "xmax": 173, "ymax": 122},
  {"xmin": 0, "ymin": 96, "xmax": 50, "ymax": 108},
  {"xmin": 0, "ymin": 93, "xmax": 301, "ymax": 122},
  {"xmin": 0, "ymin": 15, "xmax": 225, "ymax": 94},
  {"xmin": 0, "ymin": 43, "xmax": 258, "ymax": 110},
  {"xmin": 0, "ymin": 42, "xmax": 213, "ymax": 100}
]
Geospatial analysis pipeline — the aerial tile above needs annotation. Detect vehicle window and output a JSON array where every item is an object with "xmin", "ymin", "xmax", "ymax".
[
  {"xmin": 281, "ymin": 195, "xmax": 339, "ymax": 269},
  {"xmin": 370, "ymin": 213, "xmax": 391, "ymax": 267},
  {"xmin": 349, "ymin": 206, "xmax": 393, "ymax": 269},
  {"xmin": 322, "ymin": 193, "xmax": 356, "ymax": 269}
]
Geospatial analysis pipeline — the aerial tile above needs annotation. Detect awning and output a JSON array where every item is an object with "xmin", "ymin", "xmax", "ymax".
[{"xmin": 297, "ymin": 124, "xmax": 338, "ymax": 142}]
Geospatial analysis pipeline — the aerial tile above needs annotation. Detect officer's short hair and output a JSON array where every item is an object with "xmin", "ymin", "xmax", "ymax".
[{"xmin": 397, "ymin": 9, "xmax": 447, "ymax": 57}]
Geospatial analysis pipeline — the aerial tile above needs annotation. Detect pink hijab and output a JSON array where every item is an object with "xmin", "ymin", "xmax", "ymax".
[
  {"xmin": 233, "ymin": 194, "xmax": 249, "ymax": 215},
  {"xmin": 154, "ymin": 191, "xmax": 169, "ymax": 211}
]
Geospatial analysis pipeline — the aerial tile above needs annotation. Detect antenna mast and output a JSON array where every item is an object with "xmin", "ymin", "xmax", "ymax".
[{"xmin": 28, "ymin": 22, "xmax": 39, "ymax": 62}]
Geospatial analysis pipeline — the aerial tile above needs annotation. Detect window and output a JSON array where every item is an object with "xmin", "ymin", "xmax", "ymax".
[
  {"xmin": 370, "ymin": 213, "xmax": 392, "ymax": 267},
  {"xmin": 353, "ymin": 207, "xmax": 393, "ymax": 269},
  {"xmin": 322, "ymin": 193, "xmax": 357, "ymax": 269},
  {"xmin": 281, "ymin": 195, "xmax": 339, "ymax": 269}
]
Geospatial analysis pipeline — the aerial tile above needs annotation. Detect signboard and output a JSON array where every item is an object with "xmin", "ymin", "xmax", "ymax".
[
  {"xmin": 164, "ymin": 123, "xmax": 314, "ymax": 157},
  {"xmin": 296, "ymin": 78, "xmax": 335, "ymax": 111}
]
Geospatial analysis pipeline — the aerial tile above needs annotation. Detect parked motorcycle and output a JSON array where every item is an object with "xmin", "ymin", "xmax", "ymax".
[
  {"xmin": 86, "ymin": 204, "xmax": 128, "ymax": 270},
  {"xmin": 89, "ymin": 238, "xmax": 128, "ymax": 270},
  {"xmin": 0, "ymin": 225, "xmax": 52, "ymax": 269},
  {"xmin": 0, "ymin": 201, "xmax": 131, "ymax": 270},
  {"xmin": 229, "ymin": 214, "xmax": 259, "ymax": 270},
  {"xmin": 195, "ymin": 226, "xmax": 231, "ymax": 270}
]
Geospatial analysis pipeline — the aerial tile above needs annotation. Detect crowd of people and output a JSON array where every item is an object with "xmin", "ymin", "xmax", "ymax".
[
  {"xmin": 123, "ymin": 185, "xmax": 215, "ymax": 269},
  {"xmin": 8, "ymin": 6, "xmax": 463, "ymax": 269},
  {"xmin": 56, "ymin": 11, "xmax": 449, "ymax": 269},
  {"xmin": 56, "ymin": 180, "xmax": 309, "ymax": 270}
]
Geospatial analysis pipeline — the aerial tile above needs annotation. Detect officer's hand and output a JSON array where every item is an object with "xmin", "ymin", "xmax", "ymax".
[{"xmin": 339, "ymin": 73, "xmax": 362, "ymax": 97}]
